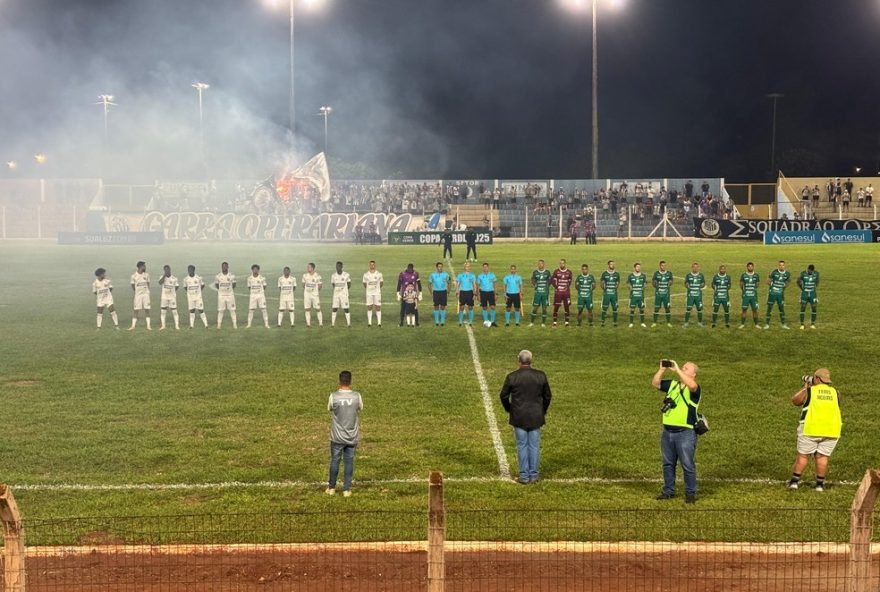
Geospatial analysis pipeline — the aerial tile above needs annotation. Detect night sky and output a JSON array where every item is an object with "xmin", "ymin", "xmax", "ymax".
[{"xmin": 1, "ymin": 0, "xmax": 878, "ymax": 180}]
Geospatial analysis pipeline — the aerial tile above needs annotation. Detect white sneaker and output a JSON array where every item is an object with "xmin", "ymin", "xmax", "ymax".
[
  {"xmin": 763, "ymin": 324, "xmax": 770, "ymax": 330},
  {"xmin": 640, "ymin": 323, "xmax": 647, "ymax": 328},
  {"xmin": 325, "ymin": 488, "xmax": 335, "ymax": 496},
  {"xmin": 815, "ymin": 484, "xmax": 824, "ymax": 492},
  {"xmin": 342, "ymin": 490, "xmax": 352, "ymax": 498},
  {"xmin": 738, "ymin": 324, "xmax": 745, "ymax": 329},
  {"xmin": 628, "ymin": 323, "xmax": 633, "ymax": 328},
  {"xmin": 787, "ymin": 481, "xmax": 798, "ymax": 490}
]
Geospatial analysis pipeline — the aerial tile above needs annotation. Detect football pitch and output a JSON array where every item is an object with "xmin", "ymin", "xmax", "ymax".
[{"xmin": 1, "ymin": 240, "xmax": 878, "ymax": 532}]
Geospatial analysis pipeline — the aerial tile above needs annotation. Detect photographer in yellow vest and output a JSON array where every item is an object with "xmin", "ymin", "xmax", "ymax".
[
  {"xmin": 787, "ymin": 368, "xmax": 842, "ymax": 492},
  {"xmin": 652, "ymin": 359, "xmax": 701, "ymax": 504}
]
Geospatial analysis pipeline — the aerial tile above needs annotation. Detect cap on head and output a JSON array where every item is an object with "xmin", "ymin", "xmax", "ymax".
[{"xmin": 814, "ymin": 368, "xmax": 831, "ymax": 383}]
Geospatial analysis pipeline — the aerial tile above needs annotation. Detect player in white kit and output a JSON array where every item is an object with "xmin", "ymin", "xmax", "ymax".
[
  {"xmin": 330, "ymin": 261, "xmax": 352, "ymax": 327},
  {"xmin": 158, "ymin": 264, "xmax": 180, "ymax": 330},
  {"xmin": 93, "ymin": 268, "xmax": 119, "ymax": 329},
  {"xmin": 129, "ymin": 261, "xmax": 152, "ymax": 330},
  {"xmin": 302, "ymin": 262, "xmax": 323, "ymax": 327},
  {"xmin": 277, "ymin": 266, "xmax": 297, "ymax": 327},
  {"xmin": 184, "ymin": 265, "xmax": 209, "ymax": 328},
  {"xmin": 247, "ymin": 264, "xmax": 270, "ymax": 329},
  {"xmin": 214, "ymin": 261, "xmax": 238, "ymax": 329},
  {"xmin": 362, "ymin": 260, "xmax": 384, "ymax": 327}
]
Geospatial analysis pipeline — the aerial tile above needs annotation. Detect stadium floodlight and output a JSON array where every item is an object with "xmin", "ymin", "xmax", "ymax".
[
  {"xmin": 318, "ymin": 105, "xmax": 332, "ymax": 154},
  {"xmin": 262, "ymin": 0, "xmax": 325, "ymax": 151},
  {"xmin": 5, "ymin": 160, "xmax": 17, "ymax": 170},
  {"xmin": 855, "ymin": 167, "xmax": 862, "ymax": 174},
  {"xmin": 95, "ymin": 94, "xmax": 117, "ymax": 145},
  {"xmin": 34, "ymin": 153, "xmax": 47, "ymax": 165},
  {"xmin": 559, "ymin": 0, "xmax": 619, "ymax": 179}
]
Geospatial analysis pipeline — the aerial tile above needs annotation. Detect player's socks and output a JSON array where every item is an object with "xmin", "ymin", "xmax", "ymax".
[
  {"xmin": 230, "ymin": 312, "xmax": 237, "ymax": 329},
  {"xmin": 439, "ymin": 310, "xmax": 445, "ymax": 324},
  {"xmin": 367, "ymin": 309, "xmax": 374, "ymax": 325},
  {"xmin": 278, "ymin": 312, "xmax": 284, "ymax": 326},
  {"xmin": 468, "ymin": 309, "xmax": 474, "ymax": 324},
  {"xmin": 811, "ymin": 308, "xmax": 817, "ymax": 324},
  {"xmin": 601, "ymin": 309, "xmax": 606, "ymax": 323},
  {"xmin": 612, "ymin": 311, "xmax": 618, "ymax": 323},
  {"xmin": 458, "ymin": 310, "xmax": 464, "ymax": 325},
  {"xmin": 712, "ymin": 309, "xmax": 718, "ymax": 325},
  {"xmin": 482, "ymin": 310, "xmax": 489, "ymax": 322},
  {"xmin": 262, "ymin": 310, "xmax": 270, "ymax": 328},
  {"xmin": 345, "ymin": 312, "xmax": 351, "ymax": 326},
  {"xmin": 666, "ymin": 311, "xmax": 671, "ymax": 323},
  {"xmin": 96, "ymin": 314, "xmax": 102, "ymax": 328},
  {"xmin": 247, "ymin": 311, "xmax": 254, "ymax": 327},
  {"xmin": 684, "ymin": 310, "xmax": 691, "ymax": 323},
  {"xmin": 110, "ymin": 311, "xmax": 118, "ymax": 327},
  {"xmin": 490, "ymin": 309, "xmax": 496, "ymax": 323},
  {"xmin": 192, "ymin": 313, "xmax": 197, "ymax": 328},
  {"xmin": 145, "ymin": 317, "xmax": 152, "ymax": 330},
  {"xmin": 376, "ymin": 310, "xmax": 381, "ymax": 325},
  {"xmin": 317, "ymin": 311, "xmax": 323, "ymax": 326},
  {"xmin": 724, "ymin": 311, "xmax": 730, "ymax": 324},
  {"xmin": 653, "ymin": 310, "xmax": 659, "ymax": 323},
  {"xmin": 505, "ymin": 311, "xmax": 511, "ymax": 325},
  {"xmin": 305, "ymin": 311, "xmax": 311, "ymax": 326},
  {"xmin": 515, "ymin": 311, "xmax": 521, "ymax": 324},
  {"xmin": 697, "ymin": 310, "xmax": 703, "ymax": 323},
  {"xmin": 172, "ymin": 310, "xmax": 180, "ymax": 329},
  {"xmin": 541, "ymin": 307, "xmax": 547, "ymax": 325},
  {"xmin": 639, "ymin": 310, "xmax": 645, "ymax": 324},
  {"xmin": 530, "ymin": 308, "xmax": 537, "ymax": 323},
  {"xmin": 130, "ymin": 317, "xmax": 137, "ymax": 329},
  {"xmin": 331, "ymin": 311, "xmax": 337, "ymax": 326},
  {"xmin": 217, "ymin": 313, "xmax": 223, "ymax": 328},
  {"xmin": 629, "ymin": 311, "xmax": 635, "ymax": 324},
  {"xmin": 200, "ymin": 312, "xmax": 208, "ymax": 327}
]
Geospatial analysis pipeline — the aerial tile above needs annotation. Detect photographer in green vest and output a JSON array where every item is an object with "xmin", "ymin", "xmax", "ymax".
[
  {"xmin": 652, "ymin": 359, "xmax": 701, "ymax": 504},
  {"xmin": 787, "ymin": 368, "xmax": 842, "ymax": 492}
]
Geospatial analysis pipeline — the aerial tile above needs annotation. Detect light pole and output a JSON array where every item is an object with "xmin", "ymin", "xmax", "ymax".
[
  {"xmin": 192, "ymin": 82, "xmax": 210, "ymax": 175},
  {"xmin": 318, "ymin": 105, "xmax": 332, "ymax": 154},
  {"xmin": 95, "ymin": 94, "xmax": 117, "ymax": 146},
  {"xmin": 767, "ymin": 93, "xmax": 784, "ymax": 177}
]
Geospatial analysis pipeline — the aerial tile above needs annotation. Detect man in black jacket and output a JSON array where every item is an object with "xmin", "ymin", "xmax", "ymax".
[{"xmin": 500, "ymin": 350, "xmax": 552, "ymax": 484}]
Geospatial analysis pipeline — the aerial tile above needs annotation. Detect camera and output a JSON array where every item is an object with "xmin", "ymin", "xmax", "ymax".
[
  {"xmin": 801, "ymin": 374, "xmax": 814, "ymax": 385},
  {"xmin": 660, "ymin": 396, "xmax": 677, "ymax": 413},
  {"xmin": 660, "ymin": 359, "xmax": 674, "ymax": 368}
]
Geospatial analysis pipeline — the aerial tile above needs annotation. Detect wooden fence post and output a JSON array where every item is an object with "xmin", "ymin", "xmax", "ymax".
[
  {"xmin": 849, "ymin": 469, "xmax": 880, "ymax": 592},
  {"xmin": 0, "ymin": 484, "xmax": 26, "ymax": 592},
  {"xmin": 427, "ymin": 471, "xmax": 445, "ymax": 592}
]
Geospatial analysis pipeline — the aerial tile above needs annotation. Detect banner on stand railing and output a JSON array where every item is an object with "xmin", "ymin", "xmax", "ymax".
[{"xmin": 694, "ymin": 218, "xmax": 880, "ymax": 240}]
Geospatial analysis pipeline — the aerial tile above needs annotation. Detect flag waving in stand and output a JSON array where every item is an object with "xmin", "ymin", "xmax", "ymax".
[{"xmin": 288, "ymin": 152, "xmax": 331, "ymax": 202}]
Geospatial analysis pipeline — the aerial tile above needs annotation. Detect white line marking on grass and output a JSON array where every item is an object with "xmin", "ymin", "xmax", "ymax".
[
  {"xmin": 10, "ymin": 475, "xmax": 860, "ymax": 492},
  {"xmin": 465, "ymin": 324, "xmax": 511, "ymax": 480}
]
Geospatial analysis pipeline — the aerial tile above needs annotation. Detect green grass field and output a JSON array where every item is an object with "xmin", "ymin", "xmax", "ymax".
[{"xmin": 1, "ymin": 240, "xmax": 878, "ymax": 542}]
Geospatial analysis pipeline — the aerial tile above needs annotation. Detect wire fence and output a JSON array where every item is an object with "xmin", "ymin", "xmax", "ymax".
[{"xmin": 1, "ymin": 507, "xmax": 877, "ymax": 591}]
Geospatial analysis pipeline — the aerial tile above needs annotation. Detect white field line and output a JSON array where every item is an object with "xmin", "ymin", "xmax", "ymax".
[
  {"xmin": 465, "ymin": 324, "xmax": 511, "ymax": 480},
  {"xmin": 10, "ymin": 473, "xmax": 862, "ymax": 493}
]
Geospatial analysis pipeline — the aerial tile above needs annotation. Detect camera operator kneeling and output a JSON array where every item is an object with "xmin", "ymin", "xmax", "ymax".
[
  {"xmin": 652, "ymin": 359, "xmax": 702, "ymax": 504},
  {"xmin": 787, "ymin": 368, "xmax": 841, "ymax": 492}
]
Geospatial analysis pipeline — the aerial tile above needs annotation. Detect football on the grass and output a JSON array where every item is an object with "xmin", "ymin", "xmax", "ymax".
[{"xmin": 483, "ymin": 320, "xmax": 492, "ymax": 328}]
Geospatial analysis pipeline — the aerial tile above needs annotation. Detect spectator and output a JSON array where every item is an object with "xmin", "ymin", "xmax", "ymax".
[{"xmin": 326, "ymin": 370, "xmax": 363, "ymax": 498}]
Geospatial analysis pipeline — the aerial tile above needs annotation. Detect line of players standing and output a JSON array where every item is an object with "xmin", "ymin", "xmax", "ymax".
[{"xmin": 92, "ymin": 258, "xmax": 820, "ymax": 331}]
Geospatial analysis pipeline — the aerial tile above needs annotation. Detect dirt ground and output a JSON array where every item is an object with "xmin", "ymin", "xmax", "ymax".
[{"xmin": 12, "ymin": 547, "xmax": 879, "ymax": 591}]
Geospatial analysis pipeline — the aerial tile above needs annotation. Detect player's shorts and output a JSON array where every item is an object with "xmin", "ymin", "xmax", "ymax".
[
  {"xmin": 532, "ymin": 292, "xmax": 549, "ymax": 307},
  {"xmin": 602, "ymin": 293, "xmax": 618, "ymax": 310},
  {"xmin": 332, "ymin": 291, "xmax": 350, "ymax": 309},
  {"xmin": 713, "ymin": 297, "xmax": 730, "ymax": 308},
  {"xmin": 278, "ymin": 296, "xmax": 295, "ymax": 311},
  {"xmin": 629, "ymin": 296, "xmax": 645, "ymax": 309},
  {"xmin": 133, "ymin": 293, "xmax": 151, "ymax": 311},
  {"xmin": 480, "ymin": 291, "xmax": 496, "ymax": 308},
  {"xmin": 433, "ymin": 290, "xmax": 448, "ymax": 307},
  {"xmin": 553, "ymin": 292, "xmax": 571, "ymax": 307},
  {"xmin": 249, "ymin": 295, "xmax": 267, "ymax": 310},
  {"xmin": 218, "ymin": 294, "xmax": 236, "ymax": 311},
  {"xmin": 303, "ymin": 291, "xmax": 321, "ymax": 309},
  {"xmin": 800, "ymin": 294, "xmax": 818, "ymax": 305},
  {"xmin": 767, "ymin": 293, "xmax": 785, "ymax": 307},
  {"xmin": 365, "ymin": 292, "xmax": 381, "ymax": 307},
  {"xmin": 506, "ymin": 293, "xmax": 522, "ymax": 309},
  {"xmin": 577, "ymin": 296, "xmax": 593, "ymax": 310},
  {"xmin": 96, "ymin": 295, "xmax": 114, "ymax": 308},
  {"xmin": 160, "ymin": 297, "xmax": 178, "ymax": 310},
  {"xmin": 654, "ymin": 294, "xmax": 670, "ymax": 309},
  {"xmin": 796, "ymin": 423, "xmax": 838, "ymax": 456},
  {"xmin": 187, "ymin": 297, "xmax": 205, "ymax": 311},
  {"xmin": 741, "ymin": 295, "xmax": 758, "ymax": 310},
  {"xmin": 686, "ymin": 295, "xmax": 703, "ymax": 310},
  {"xmin": 459, "ymin": 290, "xmax": 474, "ymax": 308},
  {"xmin": 403, "ymin": 302, "xmax": 417, "ymax": 315}
]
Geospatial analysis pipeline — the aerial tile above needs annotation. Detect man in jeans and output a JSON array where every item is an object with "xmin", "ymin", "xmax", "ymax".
[
  {"xmin": 500, "ymin": 350, "xmax": 552, "ymax": 484},
  {"xmin": 652, "ymin": 360, "xmax": 702, "ymax": 503},
  {"xmin": 326, "ymin": 370, "xmax": 363, "ymax": 497}
]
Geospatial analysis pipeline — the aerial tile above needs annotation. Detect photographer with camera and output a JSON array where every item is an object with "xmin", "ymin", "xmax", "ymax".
[
  {"xmin": 652, "ymin": 359, "xmax": 702, "ymax": 503},
  {"xmin": 787, "ymin": 368, "xmax": 841, "ymax": 492}
]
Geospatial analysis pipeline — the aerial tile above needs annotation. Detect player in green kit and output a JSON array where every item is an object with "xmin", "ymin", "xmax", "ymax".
[
  {"xmin": 651, "ymin": 260, "xmax": 673, "ymax": 327},
  {"xmin": 710, "ymin": 264, "xmax": 732, "ymax": 328},
  {"xmin": 797, "ymin": 264, "xmax": 820, "ymax": 330},
  {"xmin": 627, "ymin": 262, "xmax": 647, "ymax": 328},
  {"xmin": 764, "ymin": 260, "xmax": 791, "ymax": 329},
  {"xmin": 683, "ymin": 262, "xmax": 706, "ymax": 327},
  {"xmin": 529, "ymin": 259, "xmax": 551, "ymax": 327},
  {"xmin": 739, "ymin": 262, "xmax": 761, "ymax": 329},
  {"xmin": 575, "ymin": 264, "xmax": 596, "ymax": 326},
  {"xmin": 600, "ymin": 260, "xmax": 620, "ymax": 327}
]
